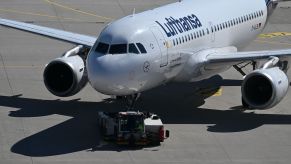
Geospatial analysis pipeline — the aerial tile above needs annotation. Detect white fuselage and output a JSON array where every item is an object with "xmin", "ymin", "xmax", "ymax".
[{"xmin": 86, "ymin": 0, "xmax": 268, "ymax": 96}]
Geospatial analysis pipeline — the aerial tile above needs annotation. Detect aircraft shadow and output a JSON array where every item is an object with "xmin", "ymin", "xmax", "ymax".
[{"xmin": 0, "ymin": 75, "xmax": 290, "ymax": 156}]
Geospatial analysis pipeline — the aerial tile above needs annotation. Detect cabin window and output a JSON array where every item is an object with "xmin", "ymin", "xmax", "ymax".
[
  {"xmin": 129, "ymin": 43, "xmax": 140, "ymax": 54},
  {"xmin": 95, "ymin": 42, "xmax": 109, "ymax": 54},
  {"xmin": 136, "ymin": 43, "xmax": 147, "ymax": 53}
]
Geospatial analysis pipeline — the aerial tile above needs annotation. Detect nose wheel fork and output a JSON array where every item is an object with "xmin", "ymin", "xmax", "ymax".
[{"xmin": 116, "ymin": 93, "xmax": 141, "ymax": 110}]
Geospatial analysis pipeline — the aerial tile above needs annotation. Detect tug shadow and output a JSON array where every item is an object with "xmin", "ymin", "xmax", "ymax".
[{"xmin": 1, "ymin": 75, "xmax": 291, "ymax": 156}]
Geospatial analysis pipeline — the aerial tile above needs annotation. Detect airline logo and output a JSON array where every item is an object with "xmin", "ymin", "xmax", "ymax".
[{"xmin": 155, "ymin": 14, "xmax": 202, "ymax": 37}]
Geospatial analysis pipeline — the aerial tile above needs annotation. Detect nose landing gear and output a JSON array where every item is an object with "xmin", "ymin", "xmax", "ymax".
[{"xmin": 115, "ymin": 93, "xmax": 141, "ymax": 110}]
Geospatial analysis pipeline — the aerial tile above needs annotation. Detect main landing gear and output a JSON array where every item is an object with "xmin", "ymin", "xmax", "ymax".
[
  {"xmin": 233, "ymin": 61, "xmax": 257, "ymax": 76},
  {"xmin": 233, "ymin": 61, "xmax": 257, "ymax": 109}
]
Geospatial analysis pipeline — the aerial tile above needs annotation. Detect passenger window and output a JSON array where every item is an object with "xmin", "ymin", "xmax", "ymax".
[
  {"xmin": 136, "ymin": 43, "xmax": 147, "ymax": 53},
  {"xmin": 129, "ymin": 43, "xmax": 140, "ymax": 54},
  {"xmin": 95, "ymin": 42, "xmax": 109, "ymax": 54},
  {"xmin": 109, "ymin": 44, "xmax": 127, "ymax": 54}
]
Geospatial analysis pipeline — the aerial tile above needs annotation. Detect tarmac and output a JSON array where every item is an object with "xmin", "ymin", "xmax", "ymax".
[{"xmin": 1, "ymin": 0, "xmax": 291, "ymax": 164}]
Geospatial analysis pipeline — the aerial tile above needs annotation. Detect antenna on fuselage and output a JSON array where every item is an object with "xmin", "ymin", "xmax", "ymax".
[{"xmin": 131, "ymin": 8, "xmax": 136, "ymax": 17}]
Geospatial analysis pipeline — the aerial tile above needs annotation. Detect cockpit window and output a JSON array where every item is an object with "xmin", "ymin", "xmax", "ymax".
[
  {"xmin": 129, "ymin": 43, "xmax": 140, "ymax": 54},
  {"xmin": 95, "ymin": 42, "xmax": 109, "ymax": 54},
  {"xmin": 136, "ymin": 43, "xmax": 147, "ymax": 54},
  {"xmin": 109, "ymin": 44, "xmax": 127, "ymax": 54}
]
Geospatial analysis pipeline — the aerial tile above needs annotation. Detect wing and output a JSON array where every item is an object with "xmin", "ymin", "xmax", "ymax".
[
  {"xmin": 206, "ymin": 49, "xmax": 291, "ymax": 65},
  {"xmin": 0, "ymin": 18, "xmax": 97, "ymax": 47}
]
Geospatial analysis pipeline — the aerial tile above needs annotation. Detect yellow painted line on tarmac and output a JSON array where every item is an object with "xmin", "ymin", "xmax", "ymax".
[
  {"xmin": 213, "ymin": 88, "xmax": 223, "ymax": 96},
  {"xmin": 44, "ymin": 0, "xmax": 113, "ymax": 21},
  {"xmin": 198, "ymin": 87, "xmax": 222, "ymax": 97},
  {"xmin": 0, "ymin": 8, "xmax": 82, "ymax": 21},
  {"xmin": 258, "ymin": 32, "xmax": 291, "ymax": 39}
]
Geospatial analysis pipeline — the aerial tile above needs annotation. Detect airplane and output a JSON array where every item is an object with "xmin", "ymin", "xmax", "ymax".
[{"xmin": 1, "ymin": 0, "xmax": 291, "ymax": 110}]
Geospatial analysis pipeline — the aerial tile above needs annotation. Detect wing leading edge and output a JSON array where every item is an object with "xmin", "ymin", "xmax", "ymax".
[{"xmin": 0, "ymin": 18, "xmax": 97, "ymax": 47}]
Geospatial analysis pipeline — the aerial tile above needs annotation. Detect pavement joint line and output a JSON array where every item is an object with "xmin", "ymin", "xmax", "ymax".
[
  {"xmin": 0, "ymin": 8, "xmax": 83, "ymax": 22},
  {"xmin": 47, "ymin": 0, "xmax": 66, "ymax": 31},
  {"xmin": 44, "ymin": 0, "xmax": 113, "ymax": 21},
  {"xmin": 0, "ymin": 65, "xmax": 43, "ymax": 69},
  {"xmin": 0, "ymin": 52, "xmax": 14, "ymax": 96},
  {"xmin": 212, "ymin": 134, "xmax": 233, "ymax": 163},
  {"xmin": 254, "ymin": 39, "xmax": 291, "ymax": 46},
  {"xmin": 116, "ymin": 0, "xmax": 126, "ymax": 15}
]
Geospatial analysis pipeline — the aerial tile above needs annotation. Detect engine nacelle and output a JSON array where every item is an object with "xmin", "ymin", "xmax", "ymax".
[
  {"xmin": 242, "ymin": 67, "xmax": 289, "ymax": 109},
  {"xmin": 44, "ymin": 55, "xmax": 88, "ymax": 97}
]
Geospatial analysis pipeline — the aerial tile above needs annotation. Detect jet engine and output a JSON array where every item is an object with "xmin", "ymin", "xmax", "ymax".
[
  {"xmin": 242, "ymin": 67, "xmax": 289, "ymax": 109},
  {"xmin": 43, "ymin": 46, "xmax": 88, "ymax": 97}
]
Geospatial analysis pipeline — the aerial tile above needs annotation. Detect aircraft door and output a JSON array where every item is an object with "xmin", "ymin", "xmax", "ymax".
[{"xmin": 150, "ymin": 26, "xmax": 168, "ymax": 67}]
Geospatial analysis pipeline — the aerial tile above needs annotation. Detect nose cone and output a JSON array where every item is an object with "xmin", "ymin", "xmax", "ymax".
[{"xmin": 86, "ymin": 52, "xmax": 138, "ymax": 95}]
